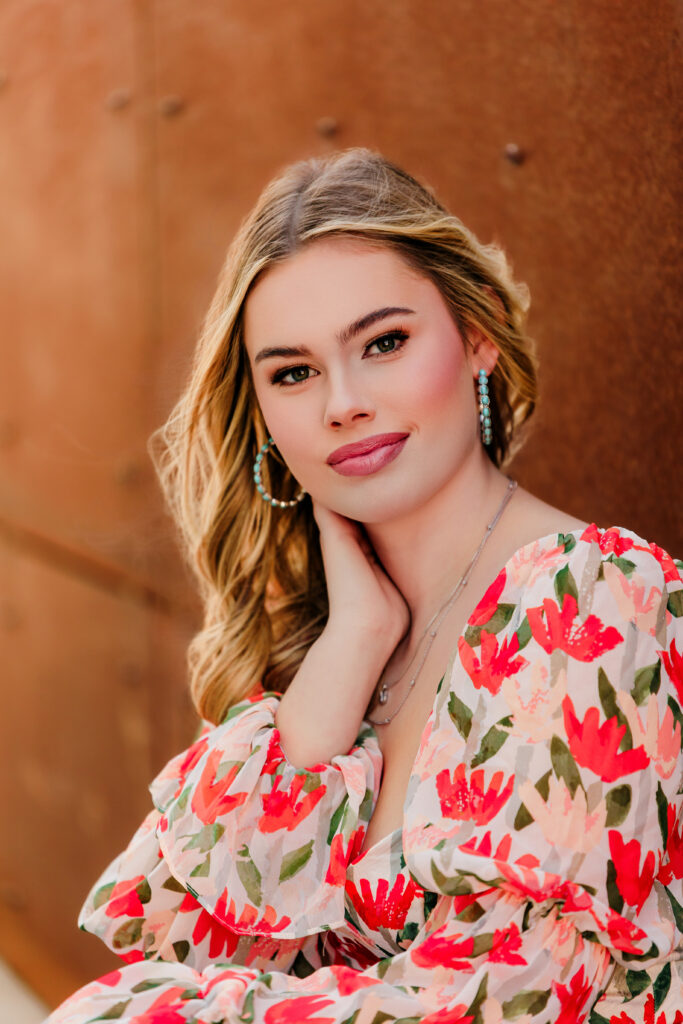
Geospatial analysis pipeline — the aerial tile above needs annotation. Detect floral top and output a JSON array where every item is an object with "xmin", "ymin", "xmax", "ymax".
[{"xmin": 45, "ymin": 525, "xmax": 683, "ymax": 1024}]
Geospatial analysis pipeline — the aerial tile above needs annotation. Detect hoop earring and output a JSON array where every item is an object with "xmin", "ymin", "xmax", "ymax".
[
  {"xmin": 253, "ymin": 437, "xmax": 306, "ymax": 508},
  {"xmin": 477, "ymin": 369, "xmax": 493, "ymax": 446}
]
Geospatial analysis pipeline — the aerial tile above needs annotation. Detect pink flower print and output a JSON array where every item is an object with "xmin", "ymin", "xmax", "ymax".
[
  {"xmin": 502, "ymin": 663, "xmax": 566, "ymax": 741},
  {"xmin": 562, "ymin": 695, "xmax": 650, "ymax": 782},
  {"xmin": 553, "ymin": 964, "xmax": 596, "ymax": 1024},
  {"xmin": 540, "ymin": 907, "xmax": 583, "ymax": 967},
  {"xmin": 458, "ymin": 631, "xmax": 529, "ymax": 695},
  {"xmin": 487, "ymin": 921, "xmax": 527, "ymax": 965},
  {"xmin": 508, "ymin": 540, "xmax": 567, "ymax": 588},
  {"xmin": 656, "ymin": 802, "xmax": 683, "ymax": 885},
  {"xmin": 660, "ymin": 637, "xmax": 683, "ymax": 707},
  {"xmin": 410, "ymin": 924, "xmax": 475, "ymax": 971},
  {"xmin": 527, "ymin": 592, "xmax": 623, "ymax": 661},
  {"xmin": 190, "ymin": 748, "xmax": 248, "ymax": 825},
  {"xmin": 258, "ymin": 773, "xmax": 327, "ymax": 833},
  {"xmin": 436, "ymin": 763, "xmax": 515, "ymax": 825},
  {"xmin": 517, "ymin": 775, "xmax": 606, "ymax": 853},
  {"xmin": 617, "ymin": 690, "xmax": 681, "ymax": 779},
  {"xmin": 603, "ymin": 561, "xmax": 663, "ymax": 635},
  {"xmin": 263, "ymin": 996, "xmax": 336, "ymax": 1024}
]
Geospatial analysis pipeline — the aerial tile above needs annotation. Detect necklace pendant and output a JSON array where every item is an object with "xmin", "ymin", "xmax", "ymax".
[{"xmin": 378, "ymin": 688, "xmax": 388, "ymax": 705}]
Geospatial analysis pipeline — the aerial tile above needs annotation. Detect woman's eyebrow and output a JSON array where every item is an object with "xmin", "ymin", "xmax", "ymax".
[{"xmin": 253, "ymin": 306, "xmax": 416, "ymax": 364}]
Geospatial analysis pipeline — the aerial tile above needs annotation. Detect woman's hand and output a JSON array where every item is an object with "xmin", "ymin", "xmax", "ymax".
[
  {"xmin": 312, "ymin": 500, "xmax": 410, "ymax": 654},
  {"xmin": 273, "ymin": 502, "xmax": 410, "ymax": 766}
]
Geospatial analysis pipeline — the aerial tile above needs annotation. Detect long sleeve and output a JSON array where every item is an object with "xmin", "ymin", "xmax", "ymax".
[
  {"xmin": 45, "ymin": 525, "xmax": 683, "ymax": 1023},
  {"xmin": 75, "ymin": 691, "xmax": 382, "ymax": 970}
]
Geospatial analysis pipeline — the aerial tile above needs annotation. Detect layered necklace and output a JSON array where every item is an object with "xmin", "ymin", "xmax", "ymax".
[{"xmin": 366, "ymin": 477, "xmax": 518, "ymax": 726}]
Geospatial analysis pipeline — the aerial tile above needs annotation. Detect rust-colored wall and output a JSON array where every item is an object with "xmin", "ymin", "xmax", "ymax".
[{"xmin": 0, "ymin": 0, "xmax": 680, "ymax": 1006}]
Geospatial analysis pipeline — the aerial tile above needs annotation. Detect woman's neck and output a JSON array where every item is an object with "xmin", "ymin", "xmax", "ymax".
[{"xmin": 364, "ymin": 452, "xmax": 509, "ymax": 634}]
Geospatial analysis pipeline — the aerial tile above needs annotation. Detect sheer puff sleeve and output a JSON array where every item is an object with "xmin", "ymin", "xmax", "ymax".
[{"xmin": 76, "ymin": 691, "xmax": 382, "ymax": 968}]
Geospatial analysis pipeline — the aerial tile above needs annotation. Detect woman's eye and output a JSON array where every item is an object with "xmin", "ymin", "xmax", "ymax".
[
  {"xmin": 271, "ymin": 365, "xmax": 316, "ymax": 386},
  {"xmin": 365, "ymin": 330, "xmax": 409, "ymax": 356}
]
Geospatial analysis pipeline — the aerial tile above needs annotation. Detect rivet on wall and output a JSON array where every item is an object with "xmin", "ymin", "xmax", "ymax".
[
  {"xmin": 315, "ymin": 116, "xmax": 339, "ymax": 138},
  {"xmin": 105, "ymin": 88, "xmax": 132, "ymax": 112},
  {"xmin": 159, "ymin": 95, "xmax": 185, "ymax": 117},
  {"xmin": 503, "ymin": 143, "xmax": 526, "ymax": 165}
]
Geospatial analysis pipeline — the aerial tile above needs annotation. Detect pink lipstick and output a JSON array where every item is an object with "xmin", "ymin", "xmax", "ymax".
[{"xmin": 326, "ymin": 432, "xmax": 409, "ymax": 477}]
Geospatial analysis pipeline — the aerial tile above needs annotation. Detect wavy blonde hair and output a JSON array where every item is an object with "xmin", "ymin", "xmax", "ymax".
[{"xmin": 149, "ymin": 148, "xmax": 537, "ymax": 724}]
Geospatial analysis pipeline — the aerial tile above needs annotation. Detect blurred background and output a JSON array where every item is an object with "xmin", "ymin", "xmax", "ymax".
[{"xmin": 0, "ymin": 0, "xmax": 681, "ymax": 1014}]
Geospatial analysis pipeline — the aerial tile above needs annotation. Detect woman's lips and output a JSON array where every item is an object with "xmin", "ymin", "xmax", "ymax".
[{"xmin": 327, "ymin": 432, "xmax": 409, "ymax": 477}]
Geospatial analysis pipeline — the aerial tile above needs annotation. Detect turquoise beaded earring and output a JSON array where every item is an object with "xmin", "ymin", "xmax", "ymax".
[
  {"xmin": 253, "ymin": 437, "xmax": 306, "ymax": 508},
  {"xmin": 477, "ymin": 368, "xmax": 493, "ymax": 446}
]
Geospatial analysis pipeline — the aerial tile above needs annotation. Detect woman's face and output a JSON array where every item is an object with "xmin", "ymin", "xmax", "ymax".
[{"xmin": 243, "ymin": 236, "xmax": 498, "ymax": 524}]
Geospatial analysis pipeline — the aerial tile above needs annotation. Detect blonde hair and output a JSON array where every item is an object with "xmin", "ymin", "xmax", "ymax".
[{"xmin": 150, "ymin": 148, "xmax": 537, "ymax": 724}]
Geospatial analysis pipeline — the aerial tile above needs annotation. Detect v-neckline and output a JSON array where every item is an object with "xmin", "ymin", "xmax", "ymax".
[{"xmin": 354, "ymin": 523, "xmax": 605, "ymax": 864}]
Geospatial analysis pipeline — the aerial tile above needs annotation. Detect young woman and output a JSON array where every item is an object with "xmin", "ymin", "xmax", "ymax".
[{"xmin": 46, "ymin": 150, "xmax": 682, "ymax": 1023}]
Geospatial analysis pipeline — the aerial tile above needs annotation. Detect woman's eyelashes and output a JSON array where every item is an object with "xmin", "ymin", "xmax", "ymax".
[{"xmin": 269, "ymin": 328, "xmax": 410, "ymax": 387}]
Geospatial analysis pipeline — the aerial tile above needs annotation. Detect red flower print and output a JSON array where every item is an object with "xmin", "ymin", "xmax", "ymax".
[
  {"xmin": 190, "ymin": 748, "xmax": 248, "ymax": 825},
  {"xmin": 421, "ymin": 1006, "xmax": 474, "ymax": 1024},
  {"xmin": 581, "ymin": 524, "xmax": 635, "ymax": 556},
  {"xmin": 104, "ymin": 875, "xmax": 146, "ymax": 918},
  {"xmin": 660, "ymin": 638, "xmax": 683, "ymax": 708},
  {"xmin": 469, "ymin": 569, "xmax": 506, "ymax": 626},
  {"xmin": 259, "ymin": 773, "xmax": 327, "ymax": 833},
  {"xmin": 169, "ymin": 735, "xmax": 209, "ymax": 798},
  {"xmin": 527, "ymin": 593, "xmax": 623, "ymax": 661},
  {"xmin": 656, "ymin": 802, "xmax": 683, "ymax": 885},
  {"xmin": 130, "ymin": 987, "xmax": 193, "ymax": 1024},
  {"xmin": 562, "ymin": 695, "xmax": 650, "ymax": 781},
  {"xmin": 411, "ymin": 925, "xmax": 475, "ymax": 971},
  {"xmin": 488, "ymin": 921, "xmax": 527, "ymax": 964},
  {"xmin": 119, "ymin": 949, "xmax": 145, "ymax": 964},
  {"xmin": 610, "ymin": 1013, "xmax": 637, "ymax": 1023},
  {"xmin": 326, "ymin": 965, "xmax": 381, "ymax": 996},
  {"xmin": 179, "ymin": 890, "xmax": 239, "ymax": 959},
  {"xmin": 608, "ymin": 831, "xmax": 656, "ymax": 913},
  {"xmin": 264, "ymin": 996, "xmax": 335, "ymax": 1024},
  {"xmin": 644, "ymin": 992, "xmax": 668, "ymax": 1024},
  {"xmin": 649, "ymin": 542, "xmax": 681, "ymax": 583},
  {"xmin": 457, "ymin": 631, "xmax": 528, "ymax": 695},
  {"xmin": 458, "ymin": 830, "xmax": 512, "ymax": 861},
  {"xmin": 213, "ymin": 891, "xmax": 292, "ymax": 935},
  {"xmin": 325, "ymin": 830, "xmax": 362, "ymax": 886},
  {"xmin": 345, "ymin": 872, "xmax": 423, "ymax": 930},
  {"xmin": 553, "ymin": 964, "xmax": 594, "ymax": 1024},
  {"xmin": 98, "ymin": 969, "xmax": 123, "ymax": 986},
  {"xmin": 602, "ymin": 908, "xmax": 648, "ymax": 955},
  {"xmin": 436, "ymin": 763, "xmax": 514, "ymax": 825}
]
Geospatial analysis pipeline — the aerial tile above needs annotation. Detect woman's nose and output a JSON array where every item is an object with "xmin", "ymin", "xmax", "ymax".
[{"xmin": 323, "ymin": 374, "xmax": 375, "ymax": 430}]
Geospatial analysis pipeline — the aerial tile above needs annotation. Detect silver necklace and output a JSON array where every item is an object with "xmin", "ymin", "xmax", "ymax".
[{"xmin": 367, "ymin": 478, "xmax": 517, "ymax": 726}]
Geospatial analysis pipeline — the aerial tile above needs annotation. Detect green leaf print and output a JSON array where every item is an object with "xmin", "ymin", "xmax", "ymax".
[
  {"xmin": 182, "ymin": 822, "xmax": 225, "ymax": 853},
  {"xmin": 550, "ymin": 735, "xmax": 582, "ymax": 796},
  {"xmin": 554, "ymin": 565, "xmax": 579, "ymax": 606},
  {"xmin": 279, "ymin": 839, "xmax": 314, "ymax": 882},
  {"xmin": 92, "ymin": 881, "xmax": 115, "ymax": 910},
  {"xmin": 668, "ymin": 695, "xmax": 683, "ymax": 732},
  {"xmin": 514, "ymin": 769, "xmax": 551, "ymax": 830},
  {"xmin": 654, "ymin": 962, "xmax": 671, "ymax": 1009},
  {"xmin": 112, "ymin": 918, "xmax": 143, "ymax": 949},
  {"xmin": 667, "ymin": 589, "xmax": 683, "ymax": 617},
  {"xmin": 625, "ymin": 969, "xmax": 651, "ymax": 997},
  {"xmin": 607, "ymin": 554, "xmax": 637, "ymax": 576},
  {"xmin": 502, "ymin": 989, "xmax": 550, "ymax": 1018},
  {"xmin": 631, "ymin": 660, "xmax": 662, "ymax": 705},
  {"xmin": 92, "ymin": 1000, "xmax": 132, "ymax": 1020},
  {"xmin": 431, "ymin": 863, "xmax": 474, "ymax": 897},
  {"xmin": 465, "ymin": 973, "xmax": 488, "ymax": 1024},
  {"xmin": 604, "ymin": 785, "xmax": 631, "ymax": 827},
  {"xmin": 448, "ymin": 692, "xmax": 472, "ymax": 739},
  {"xmin": 172, "ymin": 940, "xmax": 190, "ymax": 962},
  {"xmin": 666, "ymin": 887, "xmax": 683, "ymax": 931},
  {"xmin": 464, "ymin": 604, "xmax": 515, "ymax": 645},
  {"xmin": 656, "ymin": 781, "xmax": 669, "ymax": 846},
  {"xmin": 471, "ymin": 717, "xmax": 512, "ymax": 767},
  {"xmin": 606, "ymin": 859, "xmax": 624, "ymax": 914},
  {"xmin": 326, "ymin": 798, "xmax": 346, "ymax": 843},
  {"xmin": 302, "ymin": 771, "xmax": 322, "ymax": 794},
  {"xmin": 136, "ymin": 877, "xmax": 151, "ymax": 904},
  {"xmin": 558, "ymin": 532, "xmax": 577, "ymax": 554},
  {"xmin": 190, "ymin": 854, "xmax": 211, "ymax": 877},
  {"xmin": 161, "ymin": 875, "xmax": 186, "ymax": 893},
  {"xmin": 131, "ymin": 978, "xmax": 178, "ymax": 993},
  {"xmin": 598, "ymin": 668, "xmax": 633, "ymax": 748},
  {"xmin": 515, "ymin": 614, "xmax": 532, "ymax": 651},
  {"xmin": 236, "ymin": 853, "xmax": 263, "ymax": 907}
]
